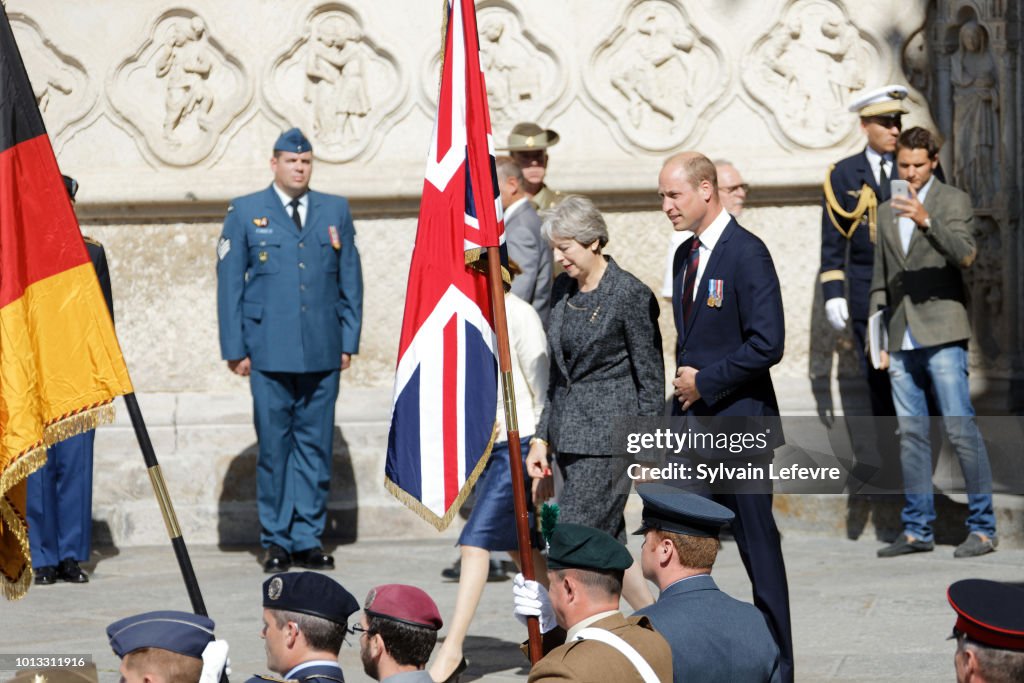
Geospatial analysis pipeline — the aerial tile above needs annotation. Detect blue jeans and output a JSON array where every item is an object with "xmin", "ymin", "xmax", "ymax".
[{"xmin": 888, "ymin": 344, "xmax": 995, "ymax": 542}]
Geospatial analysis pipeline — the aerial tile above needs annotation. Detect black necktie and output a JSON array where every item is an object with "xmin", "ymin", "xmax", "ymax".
[
  {"xmin": 878, "ymin": 158, "xmax": 890, "ymax": 202},
  {"xmin": 289, "ymin": 198, "xmax": 302, "ymax": 231}
]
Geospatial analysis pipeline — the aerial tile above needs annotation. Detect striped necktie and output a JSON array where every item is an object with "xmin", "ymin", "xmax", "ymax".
[{"xmin": 681, "ymin": 237, "xmax": 701, "ymax": 325}]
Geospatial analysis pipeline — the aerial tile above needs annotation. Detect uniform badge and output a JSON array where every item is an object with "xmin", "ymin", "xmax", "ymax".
[
  {"xmin": 267, "ymin": 576, "xmax": 283, "ymax": 600},
  {"xmin": 253, "ymin": 217, "xmax": 269, "ymax": 227},
  {"xmin": 217, "ymin": 237, "xmax": 230, "ymax": 261},
  {"xmin": 259, "ymin": 251, "xmax": 269, "ymax": 263},
  {"xmin": 706, "ymin": 279, "xmax": 724, "ymax": 308},
  {"xmin": 328, "ymin": 225, "xmax": 341, "ymax": 250}
]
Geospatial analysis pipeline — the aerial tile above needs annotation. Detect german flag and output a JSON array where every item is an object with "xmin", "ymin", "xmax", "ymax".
[{"xmin": 1, "ymin": 7, "xmax": 132, "ymax": 599}]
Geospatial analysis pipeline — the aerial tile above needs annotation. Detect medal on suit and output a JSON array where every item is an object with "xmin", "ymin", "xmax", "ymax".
[
  {"xmin": 328, "ymin": 225, "xmax": 341, "ymax": 250},
  {"xmin": 259, "ymin": 251, "xmax": 268, "ymax": 263},
  {"xmin": 707, "ymin": 279, "xmax": 723, "ymax": 308}
]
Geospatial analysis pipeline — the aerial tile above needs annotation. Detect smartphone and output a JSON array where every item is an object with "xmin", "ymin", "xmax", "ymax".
[{"xmin": 890, "ymin": 179, "xmax": 911, "ymax": 201}]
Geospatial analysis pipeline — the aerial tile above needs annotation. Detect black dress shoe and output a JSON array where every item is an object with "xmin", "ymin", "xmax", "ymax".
[
  {"xmin": 292, "ymin": 547, "xmax": 334, "ymax": 570},
  {"xmin": 262, "ymin": 544, "xmax": 291, "ymax": 573},
  {"xmin": 34, "ymin": 566, "xmax": 57, "ymax": 585},
  {"xmin": 440, "ymin": 558, "xmax": 508, "ymax": 582},
  {"xmin": 56, "ymin": 558, "xmax": 89, "ymax": 583}
]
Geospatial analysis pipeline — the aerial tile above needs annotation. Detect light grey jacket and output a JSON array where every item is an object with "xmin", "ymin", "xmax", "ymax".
[{"xmin": 869, "ymin": 179, "xmax": 977, "ymax": 350}]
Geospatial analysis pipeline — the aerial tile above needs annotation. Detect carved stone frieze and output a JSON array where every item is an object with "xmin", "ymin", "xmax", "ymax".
[
  {"xmin": 742, "ymin": 0, "xmax": 880, "ymax": 149},
  {"xmin": 8, "ymin": 13, "xmax": 95, "ymax": 151},
  {"xmin": 583, "ymin": 0, "xmax": 725, "ymax": 152},
  {"xmin": 420, "ymin": 1, "xmax": 564, "ymax": 147},
  {"xmin": 108, "ymin": 10, "xmax": 251, "ymax": 167},
  {"xmin": 264, "ymin": 4, "xmax": 403, "ymax": 163}
]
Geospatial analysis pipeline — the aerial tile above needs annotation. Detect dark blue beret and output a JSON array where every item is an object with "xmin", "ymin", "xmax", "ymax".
[
  {"xmin": 107, "ymin": 610, "xmax": 215, "ymax": 659},
  {"xmin": 948, "ymin": 579, "xmax": 1024, "ymax": 651},
  {"xmin": 273, "ymin": 127, "xmax": 312, "ymax": 154},
  {"xmin": 633, "ymin": 483, "xmax": 734, "ymax": 538},
  {"xmin": 263, "ymin": 571, "xmax": 359, "ymax": 625},
  {"xmin": 546, "ymin": 523, "xmax": 633, "ymax": 571}
]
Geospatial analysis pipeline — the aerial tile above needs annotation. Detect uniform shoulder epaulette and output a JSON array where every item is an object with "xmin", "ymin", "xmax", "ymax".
[
  {"xmin": 297, "ymin": 674, "xmax": 344, "ymax": 683},
  {"xmin": 822, "ymin": 164, "xmax": 878, "ymax": 243},
  {"xmin": 83, "ymin": 235, "xmax": 102, "ymax": 247},
  {"xmin": 245, "ymin": 674, "xmax": 295, "ymax": 683}
]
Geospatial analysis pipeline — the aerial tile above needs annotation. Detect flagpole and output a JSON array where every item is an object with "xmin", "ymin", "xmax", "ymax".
[
  {"xmin": 485, "ymin": 249, "xmax": 544, "ymax": 663},
  {"xmin": 122, "ymin": 393, "xmax": 208, "ymax": 616}
]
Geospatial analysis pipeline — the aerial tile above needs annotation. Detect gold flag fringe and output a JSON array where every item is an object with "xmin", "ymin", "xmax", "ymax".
[
  {"xmin": 1, "ymin": 400, "xmax": 116, "ymax": 600},
  {"xmin": 385, "ymin": 422, "xmax": 499, "ymax": 531}
]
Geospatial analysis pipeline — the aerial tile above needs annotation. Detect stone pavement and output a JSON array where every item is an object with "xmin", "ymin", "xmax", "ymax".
[{"xmin": 5, "ymin": 518, "xmax": 1022, "ymax": 683}]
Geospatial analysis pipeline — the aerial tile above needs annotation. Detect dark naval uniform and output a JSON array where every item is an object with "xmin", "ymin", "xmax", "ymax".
[
  {"xmin": 248, "ymin": 662, "xmax": 346, "ymax": 683},
  {"xmin": 821, "ymin": 149, "xmax": 895, "ymax": 416},
  {"xmin": 217, "ymin": 170, "xmax": 363, "ymax": 556},
  {"xmin": 27, "ymin": 227, "xmax": 113, "ymax": 581}
]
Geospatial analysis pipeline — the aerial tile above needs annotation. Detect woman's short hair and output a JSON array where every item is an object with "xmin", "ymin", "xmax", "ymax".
[{"xmin": 540, "ymin": 194, "xmax": 609, "ymax": 249}]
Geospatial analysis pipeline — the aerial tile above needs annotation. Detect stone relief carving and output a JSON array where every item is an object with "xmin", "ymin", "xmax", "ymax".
[
  {"xmin": 743, "ymin": 0, "xmax": 879, "ymax": 149},
  {"xmin": 420, "ymin": 1, "xmax": 563, "ymax": 147},
  {"xmin": 584, "ymin": 0, "xmax": 724, "ymax": 152},
  {"xmin": 950, "ymin": 20, "xmax": 1000, "ymax": 208},
  {"xmin": 8, "ymin": 13, "xmax": 94, "ymax": 150},
  {"xmin": 108, "ymin": 10, "xmax": 250, "ymax": 167},
  {"xmin": 265, "ymin": 5, "xmax": 403, "ymax": 163}
]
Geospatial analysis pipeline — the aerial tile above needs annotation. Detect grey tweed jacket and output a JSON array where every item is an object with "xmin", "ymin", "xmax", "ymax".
[{"xmin": 536, "ymin": 257, "xmax": 664, "ymax": 455}]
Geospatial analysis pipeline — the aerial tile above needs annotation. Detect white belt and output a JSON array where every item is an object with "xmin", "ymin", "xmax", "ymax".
[{"xmin": 573, "ymin": 627, "xmax": 661, "ymax": 683}]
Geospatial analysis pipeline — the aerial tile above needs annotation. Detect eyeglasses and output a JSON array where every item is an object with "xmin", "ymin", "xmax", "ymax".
[
  {"xmin": 348, "ymin": 624, "xmax": 373, "ymax": 636},
  {"xmin": 721, "ymin": 183, "xmax": 749, "ymax": 195}
]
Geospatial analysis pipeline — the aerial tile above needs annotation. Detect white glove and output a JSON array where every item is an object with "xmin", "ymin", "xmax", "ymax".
[
  {"xmin": 824, "ymin": 297, "xmax": 849, "ymax": 331},
  {"xmin": 199, "ymin": 640, "xmax": 230, "ymax": 683},
  {"xmin": 512, "ymin": 572, "xmax": 557, "ymax": 634}
]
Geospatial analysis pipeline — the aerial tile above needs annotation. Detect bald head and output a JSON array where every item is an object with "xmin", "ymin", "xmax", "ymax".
[
  {"xmin": 658, "ymin": 152, "xmax": 722, "ymax": 235},
  {"xmin": 713, "ymin": 161, "xmax": 747, "ymax": 217}
]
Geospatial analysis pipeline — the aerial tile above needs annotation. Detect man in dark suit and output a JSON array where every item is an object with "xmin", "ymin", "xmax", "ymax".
[
  {"xmin": 497, "ymin": 155, "xmax": 552, "ymax": 326},
  {"xmin": 217, "ymin": 128, "xmax": 363, "ymax": 572},
  {"xmin": 634, "ymin": 483, "xmax": 780, "ymax": 683},
  {"xmin": 659, "ymin": 152, "xmax": 793, "ymax": 682},
  {"xmin": 27, "ymin": 174, "xmax": 113, "ymax": 586},
  {"xmin": 820, "ymin": 84, "xmax": 909, "ymax": 417}
]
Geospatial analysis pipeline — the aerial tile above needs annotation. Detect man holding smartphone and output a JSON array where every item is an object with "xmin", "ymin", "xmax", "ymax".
[
  {"xmin": 820, "ymin": 85, "xmax": 909, "ymax": 418},
  {"xmin": 870, "ymin": 127, "xmax": 996, "ymax": 559}
]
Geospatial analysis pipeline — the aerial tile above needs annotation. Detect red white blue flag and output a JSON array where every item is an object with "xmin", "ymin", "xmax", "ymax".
[{"xmin": 385, "ymin": 0, "xmax": 504, "ymax": 529}]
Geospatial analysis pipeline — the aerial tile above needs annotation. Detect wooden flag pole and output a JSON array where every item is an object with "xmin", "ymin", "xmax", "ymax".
[{"xmin": 485, "ymin": 248, "xmax": 544, "ymax": 663}]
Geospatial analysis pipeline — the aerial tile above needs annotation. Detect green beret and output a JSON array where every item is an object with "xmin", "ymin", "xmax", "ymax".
[{"xmin": 546, "ymin": 523, "xmax": 633, "ymax": 571}]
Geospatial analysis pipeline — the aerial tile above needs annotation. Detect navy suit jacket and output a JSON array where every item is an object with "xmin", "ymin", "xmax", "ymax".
[
  {"xmin": 671, "ymin": 218, "xmax": 783, "ymax": 425},
  {"xmin": 217, "ymin": 185, "xmax": 363, "ymax": 373},
  {"xmin": 637, "ymin": 574, "xmax": 780, "ymax": 683}
]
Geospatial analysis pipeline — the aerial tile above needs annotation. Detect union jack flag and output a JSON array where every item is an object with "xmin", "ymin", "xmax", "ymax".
[{"xmin": 385, "ymin": 0, "xmax": 504, "ymax": 528}]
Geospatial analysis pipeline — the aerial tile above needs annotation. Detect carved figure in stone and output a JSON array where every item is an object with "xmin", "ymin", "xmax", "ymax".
[
  {"xmin": 155, "ymin": 16, "xmax": 215, "ymax": 141},
  {"xmin": 820, "ymin": 18, "xmax": 865, "ymax": 130},
  {"xmin": 951, "ymin": 20, "xmax": 999, "ymax": 206},
  {"xmin": 304, "ymin": 17, "xmax": 370, "ymax": 145},
  {"xmin": 479, "ymin": 17, "xmax": 538, "ymax": 123},
  {"xmin": 611, "ymin": 12, "xmax": 694, "ymax": 129}
]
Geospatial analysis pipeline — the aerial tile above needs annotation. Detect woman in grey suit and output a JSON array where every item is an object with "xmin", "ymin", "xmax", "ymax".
[{"xmin": 526, "ymin": 195, "xmax": 664, "ymax": 609}]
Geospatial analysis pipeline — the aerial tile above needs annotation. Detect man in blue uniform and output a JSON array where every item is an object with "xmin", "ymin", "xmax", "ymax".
[
  {"xmin": 251, "ymin": 571, "xmax": 359, "ymax": 683},
  {"xmin": 108, "ymin": 610, "xmax": 227, "ymax": 683},
  {"xmin": 27, "ymin": 175, "xmax": 113, "ymax": 586},
  {"xmin": 820, "ymin": 85, "xmax": 909, "ymax": 419},
  {"xmin": 634, "ymin": 483, "xmax": 780, "ymax": 683},
  {"xmin": 217, "ymin": 128, "xmax": 363, "ymax": 572}
]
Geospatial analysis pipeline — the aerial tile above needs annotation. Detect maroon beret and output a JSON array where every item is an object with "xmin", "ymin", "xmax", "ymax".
[{"xmin": 365, "ymin": 584, "xmax": 442, "ymax": 630}]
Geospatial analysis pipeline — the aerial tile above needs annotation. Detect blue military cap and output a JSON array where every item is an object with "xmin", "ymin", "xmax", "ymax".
[
  {"xmin": 546, "ymin": 523, "xmax": 633, "ymax": 571},
  {"xmin": 273, "ymin": 127, "xmax": 312, "ymax": 154},
  {"xmin": 107, "ymin": 610, "xmax": 215, "ymax": 659},
  {"xmin": 62, "ymin": 174, "xmax": 79, "ymax": 200},
  {"xmin": 263, "ymin": 571, "xmax": 359, "ymax": 625},
  {"xmin": 633, "ymin": 483, "xmax": 734, "ymax": 538}
]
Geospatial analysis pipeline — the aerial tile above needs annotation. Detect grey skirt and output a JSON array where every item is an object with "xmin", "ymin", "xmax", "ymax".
[{"xmin": 555, "ymin": 453, "xmax": 632, "ymax": 543}]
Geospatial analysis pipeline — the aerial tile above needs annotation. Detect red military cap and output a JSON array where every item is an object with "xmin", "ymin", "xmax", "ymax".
[
  {"xmin": 365, "ymin": 584, "xmax": 442, "ymax": 630},
  {"xmin": 948, "ymin": 579, "xmax": 1024, "ymax": 651}
]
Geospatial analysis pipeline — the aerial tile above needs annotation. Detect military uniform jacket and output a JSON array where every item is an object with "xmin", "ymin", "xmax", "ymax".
[
  {"xmin": 246, "ymin": 662, "xmax": 346, "ymax": 683},
  {"xmin": 535, "ymin": 258, "xmax": 664, "ymax": 455},
  {"xmin": 637, "ymin": 574, "xmax": 781, "ymax": 683},
  {"xmin": 529, "ymin": 613, "xmax": 673, "ymax": 683},
  {"xmin": 820, "ymin": 149, "xmax": 881, "ymax": 322},
  {"xmin": 869, "ymin": 179, "xmax": 976, "ymax": 350},
  {"xmin": 84, "ymin": 237, "xmax": 114, "ymax": 320},
  {"xmin": 217, "ymin": 185, "xmax": 363, "ymax": 373}
]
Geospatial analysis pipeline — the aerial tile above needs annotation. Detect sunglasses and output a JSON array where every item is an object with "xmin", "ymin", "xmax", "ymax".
[{"xmin": 865, "ymin": 115, "xmax": 902, "ymax": 130}]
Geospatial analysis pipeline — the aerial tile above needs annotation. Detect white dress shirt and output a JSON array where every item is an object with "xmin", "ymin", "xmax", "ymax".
[{"xmin": 273, "ymin": 183, "xmax": 308, "ymax": 226}]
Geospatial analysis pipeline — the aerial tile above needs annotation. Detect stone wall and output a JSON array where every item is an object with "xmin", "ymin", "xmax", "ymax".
[{"xmin": 6, "ymin": 0, "xmax": 1020, "ymax": 545}]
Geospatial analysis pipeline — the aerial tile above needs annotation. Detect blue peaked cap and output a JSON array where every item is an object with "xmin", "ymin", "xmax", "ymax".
[
  {"xmin": 274, "ymin": 127, "xmax": 312, "ymax": 154},
  {"xmin": 107, "ymin": 610, "xmax": 215, "ymax": 659}
]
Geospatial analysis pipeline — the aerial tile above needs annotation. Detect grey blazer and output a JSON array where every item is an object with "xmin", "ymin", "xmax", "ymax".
[
  {"xmin": 536, "ymin": 257, "xmax": 664, "ymax": 455},
  {"xmin": 505, "ymin": 200, "xmax": 552, "ymax": 327},
  {"xmin": 870, "ymin": 179, "xmax": 977, "ymax": 350}
]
